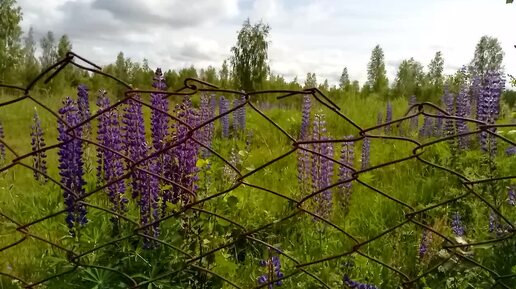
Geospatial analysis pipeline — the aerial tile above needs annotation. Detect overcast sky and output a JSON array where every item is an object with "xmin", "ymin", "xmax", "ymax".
[{"xmin": 17, "ymin": 0, "xmax": 516, "ymax": 87}]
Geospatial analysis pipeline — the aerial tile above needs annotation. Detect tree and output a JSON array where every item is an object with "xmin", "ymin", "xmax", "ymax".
[
  {"xmin": 57, "ymin": 34, "xmax": 72, "ymax": 58},
  {"xmin": 202, "ymin": 65, "xmax": 218, "ymax": 85},
  {"xmin": 21, "ymin": 26, "xmax": 40, "ymax": 84},
  {"xmin": 367, "ymin": 45, "xmax": 389, "ymax": 95},
  {"xmin": 40, "ymin": 31, "xmax": 57, "ymax": 69},
  {"xmin": 393, "ymin": 57, "xmax": 424, "ymax": 98},
  {"xmin": 304, "ymin": 72, "xmax": 317, "ymax": 88},
  {"xmin": 230, "ymin": 18, "xmax": 270, "ymax": 92},
  {"xmin": 219, "ymin": 60, "xmax": 230, "ymax": 88},
  {"xmin": 470, "ymin": 35, "xmax": 504, "ymax": 79},
  {"xmin": 0, "ymin": 0, "xmax": 23, "ymax": 84},
  {"xmin": 339, "ymin": 67, "xmax": 350, "ymax": 90},
  {"xmin": 425, "ymin": 51, "xmax": 444, "ymax": 100}
]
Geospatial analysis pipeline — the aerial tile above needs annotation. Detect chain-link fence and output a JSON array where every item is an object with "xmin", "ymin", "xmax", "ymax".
[{"xmin": 0, "ymin": 52, "xmax": 515, "ymax": 289}]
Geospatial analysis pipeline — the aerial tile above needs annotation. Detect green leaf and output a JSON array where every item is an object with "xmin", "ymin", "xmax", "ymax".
[{"xmin": 507, "ymin": 0, "xmax": 513, "ymax": 4}]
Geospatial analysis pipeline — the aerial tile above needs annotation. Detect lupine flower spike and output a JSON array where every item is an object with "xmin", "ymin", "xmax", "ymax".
[
  {"xmin": 451, "ymin": 212, "xmax": 465, "ymax": 237},
  {"xmin": 0, "ymin": 121, "xmax": 5, "ymax": 161},
  {"xmin": 58, "ymin": 97, "xmax": 87, "ymax": 236},
  {"xmin": 297, "ymin": 95, "xmax": 312, "ymax": 196},
  {"xmin": 338, "ymin": 136, "xmax": 354, "ymax": 213},
  {"xmin": 31, "ymin": 109, "xmax": 47, "ymax": 182},
  {"xmin": 77, "ymin": 84, "xmax": 91, "ymax": 135},
  {"xmin": 311, "ymin": 113, "xmax": 333, "ymax": 220},
  {"xmin": 219, "ymin": 96, "xmax": 230, "ymax": 138},
  {"xmin": 258, "ymin": 255, "xmax": 284, "ymax": 288}
]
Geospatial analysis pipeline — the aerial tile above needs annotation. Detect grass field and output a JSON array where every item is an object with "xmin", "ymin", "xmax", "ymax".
[{"xmin": 0, "ymin": 83, "xmax": 515, "ymax": 289}]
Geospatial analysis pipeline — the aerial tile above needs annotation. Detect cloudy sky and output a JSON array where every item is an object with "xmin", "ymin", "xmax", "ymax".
[{"xmin": 17, "ymin": 0, "xmax": 516, "ymax": 87}]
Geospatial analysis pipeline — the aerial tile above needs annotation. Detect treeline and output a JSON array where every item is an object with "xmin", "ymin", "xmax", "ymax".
[{"xmin": 1, "ymin": 0, "xmax": 514, "ymax": 108}]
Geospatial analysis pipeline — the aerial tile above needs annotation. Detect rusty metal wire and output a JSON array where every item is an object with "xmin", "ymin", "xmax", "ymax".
[{"xmin": 0, "ymin": 52, "xmax": 515, "ymax": 289}]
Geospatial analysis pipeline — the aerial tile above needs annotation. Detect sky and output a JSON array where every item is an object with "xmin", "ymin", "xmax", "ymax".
[{"xmin": 17, "ymin": 0, "xmax": 516, "ymax": 87}]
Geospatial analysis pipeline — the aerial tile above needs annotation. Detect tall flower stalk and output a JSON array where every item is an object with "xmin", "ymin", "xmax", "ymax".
[
  {"xmin": 297, "ymin": 95, "xmax": 312, "ymax": 196},
  {"xmin": 199, "ymin": 93, "xmax": 215, "ymax": 158},
  {"xmin": 58, "ymin": 97, "xmax": 87, "ymax": 236},
  {"xmin": 0, "ymin": 121, "xmax": 5, "ymax": 161},
  {"xmin": 311, "ymin": 113, "xmax": 333, "ymax": 219},
  {"xmin": 409, "ymin": 95, "xmax": 418, "ymax": 132},
  {"xmin": 338, "ymin": 136, "xmax": 354, "ymax": 214},
  {"xmin": 96, "ymin": 90, "xmax": 127, "ymax": 221},
  {"xmin": 478, "ymin": 71, "xmax": 503, "ymax": 155},
  {"xmin": 31, "ymin": 109, "xmax": 47, "ymax": 182},
  {"xmin": 77, "ymin": 84, "xmax": 91, "ymax": 135},
  {"xmin": 219, "ymin": 96, "xmax": 230, "ymax": 138},
  {"xmin": 456, "ymin": 85, "xmax": 470, "ymax": 149},
  {"xmin": 343, "ymin": 275, "xmax": 379, "ymax": 289},
  {"xmin": 361, "ymin": 137, "xmax": 370, "ymax": 170},
  {"xmin": 384, "ymin": 101, "xmax": 392, "ymax": 133},
  {"xmin": 233, "ymin": 94, "xmax": 246, "ymax": 131}
]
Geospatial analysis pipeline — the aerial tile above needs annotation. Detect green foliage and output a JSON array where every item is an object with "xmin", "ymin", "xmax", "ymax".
[
  {"xmin": 367, "ymin": 44, "xmax": 389, "ymax": 96},
  {"xmin": 230, "ymin": 18, "xmax": 270, "ymax": 92},
  {"xmin": 469, "ymin": 35, "xmax": 504, "ymax": 78},
  {"xmin": 393, "ymin": 57, "xmax": 425, "ymax": 98},
  {"xmin": 0, "ymin": 0, "xmax": 23, "ymax": 84}
]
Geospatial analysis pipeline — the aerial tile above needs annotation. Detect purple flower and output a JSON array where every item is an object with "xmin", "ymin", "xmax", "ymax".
[
  {"xmin": 343, "ymin": 275, "xmax": 379, "ymax": 289},
  {"xmin": 376, "ymin": 112, "xmax": 383, "ymax": 126},
  {"xmin": 311, "ymin": 113, "xmax": 333, "ymax": 219},
  {"xmin": 77, "ymin": 84, "xmax": 91, "ymax": 135},
  {"xmin": 408, "ymin": 95, "xmax": 418, "ymax": 131},
  {"xmin": 361, "ymin": 137, "xmax": 370, "ymax": 170},
  {"xmin": 419, "ymin": 229, "xmax": 431, "ymax": 259},
  {"xmin": 478, "ymin": 71, "xmax": 504, "ymax": 155},
  {"xmin": 508, "ymin": 186, "xmax": 515, "ymax": 206},
  {"xmin": 297, "ymin": 95, "xmax": 312, "ymax": 196},
  {"xmin": 455, "ymin": 85, "xmax": 470, "ymax": 149},
  {"xmin": 96, "ymin": 90, "xmax": 127, "ymax": 217},
  {"xmin": 434, "ymin": 113, "xmax": 443, "ymax": 137},
  {"xmin": 150, "ymin": 68, "xmax": 169, "ymax": 152},
  {"xmin": 258, "ymin": 255, "xmax": 284, "ymax": 287},
  {"xmin": 384, "ymin": 101, "xmax": 392, "ymax": 133},
  {"xmin": 506, "ymin": 146, "xmax": 516, "ymax": 156},
  {"xmin": 219, "ymin": 96, "xmax": 230, "ymax": 138},
  {"xmin": 451, "ymin": 212, "xmax": 465, "ymax": 237},
  {"xmin": 443, "ymin": 88, "xmax": 455, "ymax": 137},
  {"xmin": 419, "ymin": 116, "xmax": 433, "ymax": 138},
  {"xmin": 0, "ymin": 121, "xmax": 5, "ymax": 161},
  {"xmin": 58, "ymin": 97, "xmax": 87, "ymax": 236},
  {"xmin": 471, "ymin": 75, "xmax": 482, "ymax": 123},
  {"xmin": 31, "ymin": 109, "xmax": 47, "ymax": 182},
  {"xmin": 339, "ymin": 136, "xmax": 354, "ymax": 213},
  {"xmin": 199, "ymin": 94, "xmax": 215, "ymax": 158},
  {"xmin": 166, "ymin": 97, "xmax": 200, "ymax": 207},
  {"xmin": 233, "ymin": 94, "xmax": 246, "ymax": 131}
]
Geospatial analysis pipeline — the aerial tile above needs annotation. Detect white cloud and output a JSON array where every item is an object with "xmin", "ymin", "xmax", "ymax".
[{"xmin": 16, "ymin": 0, "xmax": 516, "ymax": 88}]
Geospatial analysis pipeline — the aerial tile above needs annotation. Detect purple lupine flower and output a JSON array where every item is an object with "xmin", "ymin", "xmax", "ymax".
[
  {"xmin": 0, "ymin": 121, "xmax": 4, "ymax": 161},
  {"xmin": 419, "ymin": 116, "xmax": 433, "ymax": 138},
  {"xmin": 57, "ymin": 97, "xmax": 87, "ymax": 236},
  {"xmin": 455, "ymin": 85, "xmax": 470, "ymax": 149},
  {"xmin": 471, "ymin": 75, "xmax": 482, "ymax": 124},
  {"xmin": 150, "ymin": 68, "xmax": 169, "ymax": 152},
  {"xmin": 219, "ymin": 96, "xmax": 230, "ymax": 138},
  {"xmin": 121, "ymin": 94, "xmax": 147, "ymax": 199},
  {"xmin": 338, "ymin": 136, "xmax": 354, "ymax": 213},
  {"xmin": 434, "ymin": 113, "xmax": 443, "ymax": 137},
  {"xmin": 384, "ymin": 101, "xmax": 392, "ymax": 133},
  {"xmin": 408, "ymin": 95, "xmax": 418, "ymax": 132},
  {"xmin": 343, "ymin": 275, "xmax": 379, "ymax": 289},
  {"xmin": 451, "ymin": 212, "xmax": 465, "ymax": 237},
  {"xmin": 199, "ymin": 94, "xmax": 215, "ymax": 158},
  {"xmin": 311, "ymin": 113, "xmax": 333, "ymax": 219},
  {"xmin": 506, "ymin": 146, "xmax": 516, "ymax": 156},
  {"xmin": 31, "ymin": 109, "xmax": 47, "ymax": 182},
  {"xmin": 166, "ymin": 96, "xmax": 200, "ymax": 207},
  {"xmin": 96, "ymin": 90, "xmax": 127, "ymax": 217},
  {"xmin": 488, "ymin": 210, "xmax": 498, "ymax": 233},
  {"xmin": 442, "ymin": 88, "xmax": 457, "ymax": 150},
  {"xmin": 361, "ymin": 137, "xmax": 370, "ymax": 170},
  {"xmin": 121, "ymin": 93, "xmax": 158, "ymax": 242},
  {"xmin": 258, "ymin": 255, "xmax": 284, "ymax": 287},
  {"xmin": 478, "ymin": 71, "xmax": 504, "ymax": 155},
  {"xmin": 507, "ymin": 186, "xmax": 515, "ymax": 206},
  {"xmin": 376, "ymin": 112, "xmax": 383, "ymax": 126},
  {"xmin": 419, "ymin": 229, "xmax": 432, "ymax": 259},
  {"xmin": 232, "ymin": 94, "xmax": 246, "ymax": 131},
  {"xmin": 77, "ymin": 84, "xmax": 91, "ymax": 135},
  {"xmin": 297, "ymin": 95, "xmax": 312, "ymax": 196}
]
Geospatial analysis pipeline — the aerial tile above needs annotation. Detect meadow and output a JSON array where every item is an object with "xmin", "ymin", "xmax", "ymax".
[{"xmin": 0, "ymin": 69, "xmax": 515, "ymax": 289}]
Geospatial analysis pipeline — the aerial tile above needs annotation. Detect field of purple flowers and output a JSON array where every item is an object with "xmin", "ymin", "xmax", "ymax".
[{"xmin": 0, "ymin": 69, "xmax": 515, "ymax": 289}]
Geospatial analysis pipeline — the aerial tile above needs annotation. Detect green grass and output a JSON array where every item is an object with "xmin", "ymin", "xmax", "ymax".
[{"xmin": 0, "ymin": 88, "xmax": 515, "ymax": 289}]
